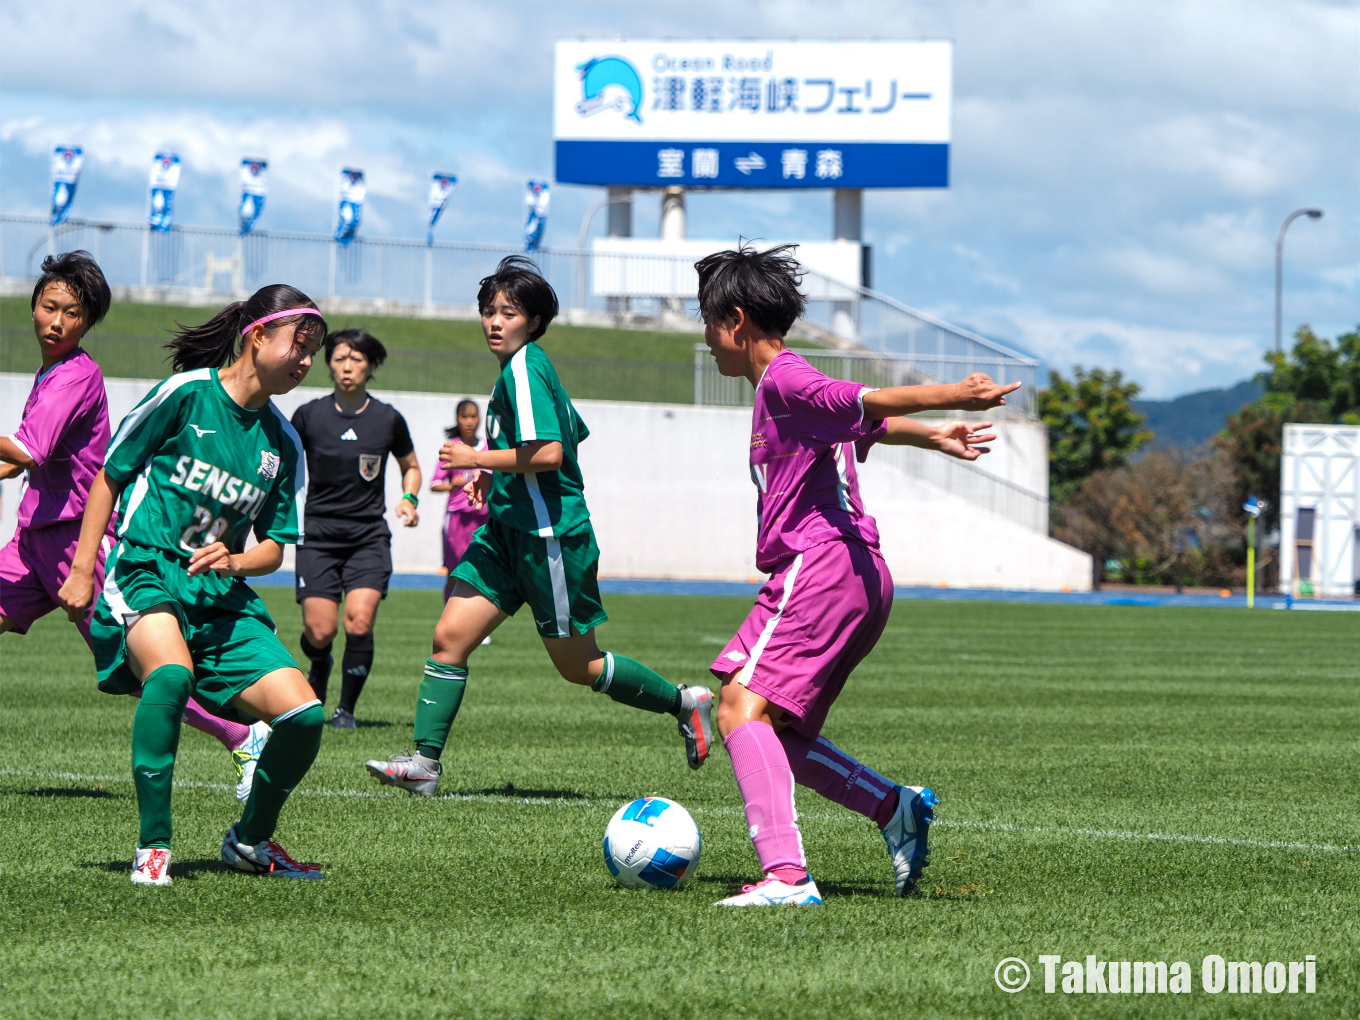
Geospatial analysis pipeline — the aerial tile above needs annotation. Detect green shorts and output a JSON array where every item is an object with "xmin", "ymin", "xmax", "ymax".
[
  {"xmin": 452, "ymin": 518, "xmax": 608, "ymax": 638},
  {"xmin": 92, "ymin": 541, "xmax": 300, "ymax": 714}
]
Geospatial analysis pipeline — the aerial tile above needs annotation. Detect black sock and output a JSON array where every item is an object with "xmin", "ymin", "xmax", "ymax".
[
  {"xmin": 300, "ymin": 633, "xmax": 333, "ymax": 703},
  {"xmin": 338, "ymin": 631, "xmax": 374, "ymax": 715}
]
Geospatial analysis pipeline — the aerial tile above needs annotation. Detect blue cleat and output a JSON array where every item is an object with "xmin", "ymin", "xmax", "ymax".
[{"xmin": 881, "ymin": 785, "xmax": 937, "ymax": 895}]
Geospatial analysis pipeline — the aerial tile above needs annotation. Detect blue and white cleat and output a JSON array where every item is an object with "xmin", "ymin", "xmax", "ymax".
[
  {"xmin": 231, "ymin": 720, "xmax": 272, "ymax": 802},
  {"xmin": 715, "ymin": 876, "xmax": 823, "ymax": 907},
  {"xmin": 881, "ymin": 785, "xmax": 937, "ymax": 895},
  {"xmin": 221, "ymin": 823, "xmax": 324, "ymax": 879}
]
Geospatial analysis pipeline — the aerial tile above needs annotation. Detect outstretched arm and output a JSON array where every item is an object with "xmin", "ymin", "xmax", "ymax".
[
  {"xmin": 441, "ymin": 439, "xmax": 563, "ymax": 475},
  {"xmin": 862, "ymin": 374, "xmax": 1021, "ymax": 418},
  {"xmin": 874, "ymin": 418, "xmax": 998, "ymax": 461},
  {"xmin": 56, "ymin": 469, "xmax": 121, "ymax": 621}
]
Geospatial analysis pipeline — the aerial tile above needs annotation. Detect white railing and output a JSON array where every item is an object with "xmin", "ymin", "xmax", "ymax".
[{"xmin": 3, "ymin": 212, "xmax": 1038, "ymax": 416}]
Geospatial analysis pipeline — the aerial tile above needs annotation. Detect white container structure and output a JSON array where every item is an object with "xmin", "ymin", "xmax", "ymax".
[{"xmin": 1279, "ymin": 423, "xmax": 1360, "ymax": 598}]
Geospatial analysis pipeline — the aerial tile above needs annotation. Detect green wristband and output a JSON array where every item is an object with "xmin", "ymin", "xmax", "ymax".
[{"xmin": 402, "ymin": 492, "xmax": 419, "ymax": 508}]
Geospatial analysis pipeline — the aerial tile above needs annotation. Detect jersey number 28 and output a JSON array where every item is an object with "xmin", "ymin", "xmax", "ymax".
[{"xmin": 180, "ymin": 505, "xmax": 229, "ymax": 551}]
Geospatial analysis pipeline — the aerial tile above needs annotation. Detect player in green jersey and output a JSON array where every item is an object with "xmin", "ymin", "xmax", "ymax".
[
  {"xmin": 366, "ymin": 257, "xmax": 714, "ymax": 796},
  {"xmin": 57, "ymin": 285, "xmax": 330, "ymax": 885}
]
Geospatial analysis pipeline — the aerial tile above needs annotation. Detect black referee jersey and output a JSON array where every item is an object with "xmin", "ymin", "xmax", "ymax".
[{"xmin": 291, "ymin": 395, "xmax": 415, "ymax": 546}]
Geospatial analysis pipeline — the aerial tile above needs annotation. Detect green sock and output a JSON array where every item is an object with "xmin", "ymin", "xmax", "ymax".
[
  {"xmin": 592, "ymin": 653, "xmax": 682, "ymax": 715},
  {"xmin": 132, "ymin": 664, "xmax": 193, "ymax": 848},
  {"xmin": 238, "ymin": 702, "xmax": 324, "ymax": 845},
  {"xmin": 414, "ymin": 659, "xmax": 468, "ymax": 761}
]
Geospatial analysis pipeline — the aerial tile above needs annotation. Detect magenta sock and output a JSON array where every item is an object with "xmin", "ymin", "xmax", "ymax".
[
  {"xmin": 129, "ymin": 689, "xmax": 251, "ymax": 749},
  {"xmin": 725, "ymin": 721, "xmax": 807, "ymax": 878},
  {"xmin": 779, "ymin": 729, "xmax": 900, "ymax": 829}
]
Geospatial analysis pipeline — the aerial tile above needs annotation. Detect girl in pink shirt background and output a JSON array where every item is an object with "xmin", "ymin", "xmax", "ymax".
[{"xmin": 431, "ymin": 398, "xmax": 490, "ymax": 600}]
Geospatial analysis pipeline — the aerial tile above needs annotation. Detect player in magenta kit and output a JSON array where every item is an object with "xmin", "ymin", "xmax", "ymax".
[
  {"xmin": 430, "ymin": 398, "xmax": 489, "ymax": 600},
  {"xmin": 0, "ymin": 252, "xmax": 270, "ymax": 801},
  {"xmin": 695, "ymin": 245, "xmax": 1020, "ymax": 907}
]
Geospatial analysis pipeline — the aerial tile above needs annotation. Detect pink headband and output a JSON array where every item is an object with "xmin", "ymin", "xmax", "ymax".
[{"xmin": 240, "ymin": 307, "xmax": 323, "ymax": 335}]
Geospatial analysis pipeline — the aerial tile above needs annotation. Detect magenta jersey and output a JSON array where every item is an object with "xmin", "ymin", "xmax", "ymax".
[
  {"xmin": 433, "ymin": 437, "xmax": 489, "ymax": 520},
  {"xmin": 749, "ymin": 348, "xmax": 887, "ymax": 572},
  {"xmin": 11, "ymin": 347, "xmax": 110, "ymax": 529}
]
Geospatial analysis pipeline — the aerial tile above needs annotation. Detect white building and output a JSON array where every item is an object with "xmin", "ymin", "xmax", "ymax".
[{"xmin": 1279, "ymin": 423, "xmax": 1360, "ymax": 598}]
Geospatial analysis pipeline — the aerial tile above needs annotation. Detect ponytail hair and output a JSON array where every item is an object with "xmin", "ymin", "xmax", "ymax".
[{"xmin": 166, "ymin": 284, "xmax": 328, "ymax": 373}]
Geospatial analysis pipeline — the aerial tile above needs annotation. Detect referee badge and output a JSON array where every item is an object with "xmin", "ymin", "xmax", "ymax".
[{"xmin": 358, "ymin": 453, "xmax": 382, "ymax": 481}]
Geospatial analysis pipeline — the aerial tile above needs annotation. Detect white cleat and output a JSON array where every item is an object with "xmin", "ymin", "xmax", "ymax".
[
  {"xmin": 131, "ymin": 846, "xmax": 173, "ymax": 886},
  {"xmin": 231, "ymin": 721, "xmax": 271, "ymax": 802},
  {"xmin": 715, "ymin": 876, "xmax": 823, "ymax": 907},
  {"xmin": 220, "ymin": 824, "xmax": 323, "ymax": 879},
  {"xmin": 881, "ymin": 785, "xmax": 938, "ymax": 896},
  {"xmin": 365, "ymin": 752, "xmax": 442, "ymax": 796}
]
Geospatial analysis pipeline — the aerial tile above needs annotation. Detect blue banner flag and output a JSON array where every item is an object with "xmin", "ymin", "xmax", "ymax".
[
  {"xmin": 427, "ymin": 172, "xmax": 457, "ymax": 245},
  {"xmin": 523, "ymin": 179, "xmax": 550, "ymax": 252},
  {"xmin": 148, "ymin": 152, "xmax": 181, "ymax": 233},
  {"xmin": 335, "ymin": 168, "xmax": 365, "ymax": 246},
  {"xmin": 50, "ymin": 146, "xmax": 83, "ymax": 226},
  {"xmin": 239, "ymin": 158, "xmax": 267, "ymax": 235}
]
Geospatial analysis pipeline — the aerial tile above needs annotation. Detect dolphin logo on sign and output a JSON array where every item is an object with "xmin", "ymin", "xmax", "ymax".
[{"xmin": 576, "ymin": 56, "xmax": 643, "ymax": 123}]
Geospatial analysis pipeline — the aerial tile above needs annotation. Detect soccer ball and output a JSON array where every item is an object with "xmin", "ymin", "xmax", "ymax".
[{"xmin": 603, "ymin": 797, "xmax": 701, "ymax": 889}]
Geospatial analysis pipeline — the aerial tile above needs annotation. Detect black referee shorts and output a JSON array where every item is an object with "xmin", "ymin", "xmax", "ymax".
[{"xmin": 295, "ymin": 539, "xmax": 393, "ymax": 603}]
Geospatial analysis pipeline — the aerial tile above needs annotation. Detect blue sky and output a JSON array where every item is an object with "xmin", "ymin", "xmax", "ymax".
[{"xmin": 2, "ymin": 0, "xmax": 1356, "ymax": 398}]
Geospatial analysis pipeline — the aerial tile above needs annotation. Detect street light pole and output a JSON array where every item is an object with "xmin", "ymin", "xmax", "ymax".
[
  {"xmin": 1274, "ymin": 208, "xmax": 1323, "ymax": 353},
  {"xmin": 576, "ymin": 192, "xmax": 635, "ymax": 311}
]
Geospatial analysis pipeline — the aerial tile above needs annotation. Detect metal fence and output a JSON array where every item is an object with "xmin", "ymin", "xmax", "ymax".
[{"xmin": 3, "ymin": 212, "xmax": 1037, "ymax": 410}]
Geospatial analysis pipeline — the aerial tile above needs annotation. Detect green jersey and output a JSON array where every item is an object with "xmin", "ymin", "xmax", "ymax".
[
  {"xmin": 104, "ymin": 368, "xmax": 304, "ymax": 563},
  {"xmin": 485, "ymin": 343, "xmax": 591, "ymax": 538}
]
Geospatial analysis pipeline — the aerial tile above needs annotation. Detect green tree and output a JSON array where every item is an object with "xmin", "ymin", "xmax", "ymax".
[
  {"xmin": 1039, "ymin": 366, "xmax": 1153, "ymax": 503},
  {"xmin": 1214, "ymin": 323, "xmax": 1359, "ymax": 531}
]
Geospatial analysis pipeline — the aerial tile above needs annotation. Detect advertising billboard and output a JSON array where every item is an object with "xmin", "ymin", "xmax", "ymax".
[{"xmin": 554, "ymin": 40, "xmax": 951, "ymax": 189}]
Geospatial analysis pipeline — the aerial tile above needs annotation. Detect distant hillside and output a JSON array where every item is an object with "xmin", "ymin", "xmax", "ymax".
[{"xmin": 1134, "ymin": 378, "xmax": 1265, "ymax": 450}]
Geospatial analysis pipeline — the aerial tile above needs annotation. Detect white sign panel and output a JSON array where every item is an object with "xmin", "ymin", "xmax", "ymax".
[{"xmin": 554, "ymin": 39, "xmax": 951, "ymax": 188}]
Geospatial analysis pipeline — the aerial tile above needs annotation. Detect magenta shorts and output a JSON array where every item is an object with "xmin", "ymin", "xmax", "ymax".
[
  {"xmin": 710, "ymin": 539, "xmax": 894, "ymax": 738},
  {"xmin": 442, "ymin": 510, "xmax": 489, "ymax": 571},
  {"xmin": 0, "ymin": 519, "xmax": 111, "ymax": 645}
]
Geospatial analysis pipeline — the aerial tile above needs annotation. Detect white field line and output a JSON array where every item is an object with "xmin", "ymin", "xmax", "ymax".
[{"xmin": 4, "ymin": 766, "xmax": 1356, "ymax": 856}]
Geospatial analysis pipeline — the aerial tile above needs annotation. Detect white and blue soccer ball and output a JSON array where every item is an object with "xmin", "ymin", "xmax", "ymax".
[{"xmin": 603, "ymin": 797, "xmax": 701, "ymax": 889}]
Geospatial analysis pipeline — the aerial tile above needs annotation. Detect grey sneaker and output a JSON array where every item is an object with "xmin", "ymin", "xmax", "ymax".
[
  {"xmin": 881, "ymin": 786, "xmax": 938, "ymax": 895},
  {"xmin": 330, "ymin": 708, "xmax": 356, "ymax": 730},
  {"xmin": 365, "ymin": 752, "xmax": 441, "ymax": 796},
  {"xmin": 676, "ymin": 685, "xmax": 716, "ymax": 769}
]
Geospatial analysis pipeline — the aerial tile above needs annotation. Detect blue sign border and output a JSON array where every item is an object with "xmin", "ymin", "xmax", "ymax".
[{"xmin": 555, "ymin": 140, "xmax": 947, "ymax": 189}]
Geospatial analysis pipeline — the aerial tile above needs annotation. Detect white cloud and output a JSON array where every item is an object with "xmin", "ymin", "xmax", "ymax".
[{"xmin": 0, "ymin": 0, "xmax": 1355, "ymax": 396}]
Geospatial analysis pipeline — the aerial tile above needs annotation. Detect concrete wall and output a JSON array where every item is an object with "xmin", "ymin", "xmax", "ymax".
[{"xmin": 1, "ymin": 373, "xmax": 1090, "ymax": 591}]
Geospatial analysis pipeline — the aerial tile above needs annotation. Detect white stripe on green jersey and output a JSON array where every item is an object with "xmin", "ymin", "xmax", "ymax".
[
  {"xmin": 485, "ymin": 343, "xmax": 591, "ymax": 539},
  {"xmin": 103, "ymin": 368, "xmax": 304, "ymax": 560}
]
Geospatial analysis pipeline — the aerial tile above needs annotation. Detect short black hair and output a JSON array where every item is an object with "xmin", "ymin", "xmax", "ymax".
[
  {"xmin": 445, "ymin": 398, "xmax": 482, "ymax": 438},
  {"xmin": 31, "ymin": 250, "xmax": 112, "ymax": 328},
  {"xmin": 324, "ymin": 328, "xmax": 388, "ymax": 370},
  {"xmin": 477, "ymin": 256, "xmax": 558, "ymax": 340},
  {"xmin": 695, "ymin": 243, "xmax": 806, "ymax": 337}
]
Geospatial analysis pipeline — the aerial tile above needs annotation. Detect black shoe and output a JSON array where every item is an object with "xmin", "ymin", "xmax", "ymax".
[{"xmin": 330, "ymin": 707, "xmax": 356, "ymax": 730}]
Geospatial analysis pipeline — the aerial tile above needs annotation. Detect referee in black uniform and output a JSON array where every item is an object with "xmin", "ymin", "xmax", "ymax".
[{"xmin": 292, "ymin": 328, "xmax": 421, "ymax": 728}]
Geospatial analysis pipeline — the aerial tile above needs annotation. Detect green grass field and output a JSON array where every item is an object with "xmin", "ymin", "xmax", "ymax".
[{"xmin": 1, "ymin": 592, "xmax": 1357, "ymax": 1018}]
